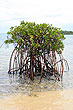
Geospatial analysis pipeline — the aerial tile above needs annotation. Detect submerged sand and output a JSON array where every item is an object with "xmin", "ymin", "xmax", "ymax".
[{"xmin": 0, "ymin": 89, "xmax": 73, "ymax": 110}]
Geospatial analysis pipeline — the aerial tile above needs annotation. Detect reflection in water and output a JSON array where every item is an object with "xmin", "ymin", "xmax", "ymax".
[
  {"xmin": 8, "ymin": 74, "xmax": 64, "ymax": 96},
  {"xmin": 0, "ymin": 34, "xmax": 73, "ymax": 97},
  {"xmin": 0, "ymin": 34, "xmax": 73, "ymax": 110}
]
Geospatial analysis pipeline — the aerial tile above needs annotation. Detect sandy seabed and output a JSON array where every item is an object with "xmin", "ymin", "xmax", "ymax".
[{"xmin": 0, "ymin": 89, "xmax": 73, "ymax": 110}]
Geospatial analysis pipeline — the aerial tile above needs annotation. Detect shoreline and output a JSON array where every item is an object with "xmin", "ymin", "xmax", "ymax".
[{"xmin": 0, "ymin": 88, "xmax": 73, "ymax": 110}]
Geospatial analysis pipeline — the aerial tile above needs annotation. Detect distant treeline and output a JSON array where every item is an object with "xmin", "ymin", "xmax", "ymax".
[{"xmin": 62, "ymin": 31, "xmax": 73, "ymax": 35}]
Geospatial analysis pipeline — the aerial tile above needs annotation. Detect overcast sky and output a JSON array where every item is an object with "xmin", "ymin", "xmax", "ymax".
[{"xmin": 0, "ymin": 0, "xmax": 73, "ymax": 32}]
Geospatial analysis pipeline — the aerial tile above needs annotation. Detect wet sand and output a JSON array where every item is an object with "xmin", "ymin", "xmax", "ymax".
[{"xmin": 0, "ymin": 89, "xmax": 73, "ymax": 110}]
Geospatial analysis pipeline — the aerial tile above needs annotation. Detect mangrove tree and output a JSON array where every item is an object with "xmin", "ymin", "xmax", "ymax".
[{"xmin": 4, "ymin": 21, "xmax": 69, "ymax": 81}]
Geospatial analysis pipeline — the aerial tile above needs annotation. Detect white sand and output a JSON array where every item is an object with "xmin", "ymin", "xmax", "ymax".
[{"xmin": 0, "ymin": 89, "xmax": 73, "ymax": 110}]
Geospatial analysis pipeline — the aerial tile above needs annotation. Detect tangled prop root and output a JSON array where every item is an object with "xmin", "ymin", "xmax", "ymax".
[{"xmin": 8, "ymin": 47, "xmax": 69, "ymax": 81}]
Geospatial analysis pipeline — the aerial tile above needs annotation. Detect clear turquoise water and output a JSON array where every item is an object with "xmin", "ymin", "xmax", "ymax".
[
  {"xmin": 63, "ymin": 35, "xmax": 73, "ymax": 89},
  {"xmin": 0, "ymin": 34, "xmax": 73, "ymax": 97}
]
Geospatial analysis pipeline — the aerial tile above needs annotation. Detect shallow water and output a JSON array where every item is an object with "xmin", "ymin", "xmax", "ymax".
[
  {"xmin": 0, "ymin": 34, "xmax": 73, "ymax": 98},
  {"xmin": 0, "ymin": 89, "xmax": 73, "ymax": 110}
]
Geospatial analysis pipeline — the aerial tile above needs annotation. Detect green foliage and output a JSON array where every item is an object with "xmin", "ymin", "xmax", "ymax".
[{"xmin": 5, "ymin": 21, "xmax": 65, "ymax": 54}]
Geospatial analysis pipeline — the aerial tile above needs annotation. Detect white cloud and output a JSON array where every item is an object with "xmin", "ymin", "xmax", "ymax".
[{"xmin": 0, "ymin": 0, "xmax": 73, "ymax": 32}]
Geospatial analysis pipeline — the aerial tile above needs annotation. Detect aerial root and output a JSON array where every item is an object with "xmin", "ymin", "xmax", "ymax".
[{"xmin": 8, "ymin": 48, "xmax": 69, "ymax": 81}]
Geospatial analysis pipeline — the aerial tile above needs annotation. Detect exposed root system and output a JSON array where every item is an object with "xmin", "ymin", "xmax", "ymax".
[
  {"xmin": 8, "ymin": 47, "xmax": 69, "ymax": 81},
  {"xmin": 4, "ymin": 21, "xmax": 69, "ymax": 81}
]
